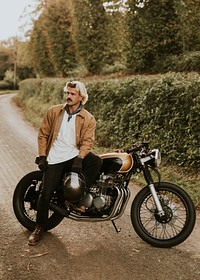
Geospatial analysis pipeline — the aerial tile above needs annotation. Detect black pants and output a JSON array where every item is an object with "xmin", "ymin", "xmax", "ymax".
[{"xmin": 36, "ymin": 152, "xmax": 102, "ymax": 227}]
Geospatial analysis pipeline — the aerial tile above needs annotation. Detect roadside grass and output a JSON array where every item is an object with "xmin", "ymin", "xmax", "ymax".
[
  {"xmin": 0, "ymin": 90, "xmax": 18, "ymax": 95},
  {"xmin": 135, "ymin": 162, "xmax": 200, "ymax": 208},
  {"xmin": 160, "ymin": 163, "xmax": 200, "ymax": 208}
]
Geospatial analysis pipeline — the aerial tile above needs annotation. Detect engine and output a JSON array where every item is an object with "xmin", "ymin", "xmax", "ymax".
[{"xmin": 78, "ymin": 173, "xmax": 121, "ymax": 212}]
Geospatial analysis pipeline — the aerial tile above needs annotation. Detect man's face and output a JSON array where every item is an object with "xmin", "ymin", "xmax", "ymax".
[{"xmin": 65, "ymin": 86, "xmax": 82, "ymax": 107}]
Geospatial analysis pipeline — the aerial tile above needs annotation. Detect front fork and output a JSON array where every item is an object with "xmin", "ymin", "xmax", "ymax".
[{"xmin": 142, "ymin": 165, "xmax": 165, "ymax": 217}]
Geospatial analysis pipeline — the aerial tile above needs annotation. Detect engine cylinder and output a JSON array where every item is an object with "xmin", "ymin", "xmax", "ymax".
[
  {"xmin": 93, "ymin": 196, "xmax": 106, "ymax": 210},
  {"xmin": 79, "ymin": 193, "xmax": 93, "ymax": 209}
]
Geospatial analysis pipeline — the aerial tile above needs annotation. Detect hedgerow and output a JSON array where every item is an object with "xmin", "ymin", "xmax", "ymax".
[{"xmin": 17, "ymin": 73, "xmax": 200, "ymax": 168}]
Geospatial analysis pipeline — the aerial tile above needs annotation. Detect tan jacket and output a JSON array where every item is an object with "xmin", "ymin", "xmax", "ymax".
[{"xmin": 38, "ymin": 103, "xmax": 96, "ymax": 159}]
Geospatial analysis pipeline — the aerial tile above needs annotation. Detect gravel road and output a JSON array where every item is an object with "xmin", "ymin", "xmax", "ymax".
[{"xmin": 0, "ymin": 93, "xmax": 200, "ymax": 280}]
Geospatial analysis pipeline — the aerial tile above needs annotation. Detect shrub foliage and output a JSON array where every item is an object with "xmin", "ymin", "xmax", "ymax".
[{"xmin": 17, "ymin": 73, "xmax": 200, "ymax": 167}]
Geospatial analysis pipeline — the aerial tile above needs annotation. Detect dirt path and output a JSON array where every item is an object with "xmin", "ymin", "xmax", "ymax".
[{"xmin": 0, "ymin": 93, "xmax": 200, "ymax": 280}]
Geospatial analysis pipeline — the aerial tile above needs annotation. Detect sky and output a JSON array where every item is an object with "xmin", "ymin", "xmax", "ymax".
[{"xmin": 0, "ymin": 0, "xmax": 36, "ymax": 41}]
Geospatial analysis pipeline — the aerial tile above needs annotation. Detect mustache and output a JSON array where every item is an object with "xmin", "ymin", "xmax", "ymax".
[{"xmin": 67, "ymin": 98, "xmax": 72, "ymax": 102}]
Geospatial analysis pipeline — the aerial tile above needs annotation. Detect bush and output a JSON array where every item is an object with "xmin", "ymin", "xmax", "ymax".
[
  {"xmin": 17, "ymin": 78, "xmax": 67, "ymax": 125},
  {"xmin": 139, "ymin": 73, "xmax": 200, "ymax": 167},
  {"xmin": 17, "ymin": 73, "xmax": 200, "ymax": 168},
  {"xmin": 167, "ymin": 52, "xmax": 200, "ymax": 73},
  {"xmin": 139, "ymin": 52, "xmax": 200, "ymax": 74}
]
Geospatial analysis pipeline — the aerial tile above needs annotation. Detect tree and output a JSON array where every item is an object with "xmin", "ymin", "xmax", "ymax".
[
  {"xmin": 176, "ymin": 0, "xmax": 200, "ymax": 52},
  {"xmin": 0, "ymin": 38, "xmax": 17, "ymax": 80},
  {"xmin": 0, "ymin": 48, "xmax": 13, "ymax": 80},
  {"xmin": 103, "ymin": 0, "xmax": 128, "ymax": 68},
  {"xmin": 72, "ymin": 0, "xmax": 111, "ymax": 74},
  {"xmin": 16, "ymin": 41, "xmax": 35, "ymax": 80},
  {"xmin": 126, "ymin": 0, "xmax": 181, "ymax": 72},
  {"xmin": 42, "ymin": 0, "xmax": 77, "ymax": 76},
  {"xmin": 29, "ymin": 13, "xmax": 55, "ymax": 77},
  {"xmin": 29, "ymin": 0, "xmax": 76, "ymax": 77}
]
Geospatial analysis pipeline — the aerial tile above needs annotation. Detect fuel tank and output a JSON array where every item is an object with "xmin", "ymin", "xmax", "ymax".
[{"xmin": 99, "ymin": 152, "xmax": 134, "ymax": 173}]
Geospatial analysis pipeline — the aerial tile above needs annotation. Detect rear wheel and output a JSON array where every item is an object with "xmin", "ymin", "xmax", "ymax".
[
  {"xmin": 13, "ymin": 171, "xmax": 64, "ymax": 231},
  {"xmin": 131, "ymin": 182, "xmax": 196, "ymax": 248}
]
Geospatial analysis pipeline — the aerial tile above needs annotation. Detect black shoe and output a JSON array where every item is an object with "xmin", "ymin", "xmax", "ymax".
[{"xmin": 28, "ymin": 225, "xmax": 44, "ymax": 246}]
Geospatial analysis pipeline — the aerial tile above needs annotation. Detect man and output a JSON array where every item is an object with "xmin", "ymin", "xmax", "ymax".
[{"xmin": 28, "ymin": 81, "xmax": 102, "ymax": 246}]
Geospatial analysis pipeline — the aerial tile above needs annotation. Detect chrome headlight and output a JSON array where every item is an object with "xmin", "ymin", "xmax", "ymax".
[
  {"xmin": 140, "ymin": 149, "xmax": 162, "ymax": 167},
  {"xmin": 152, "ymin": 149, "xmax": 161, "ymax": 167}
]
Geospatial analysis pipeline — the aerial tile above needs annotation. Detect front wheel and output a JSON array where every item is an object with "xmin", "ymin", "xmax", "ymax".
[
  {"xmin": 13, "ymin": 171, "xmax": 64, "ymax": 231},
  {"xmin": 131, "ymin": 182, "xmax": 196, "ymax": 248}
]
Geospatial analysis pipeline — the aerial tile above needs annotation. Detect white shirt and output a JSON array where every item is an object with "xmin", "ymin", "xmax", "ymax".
[{"xmin": 47, "ymin": 111, "xmax": 79, "ymax": 164}]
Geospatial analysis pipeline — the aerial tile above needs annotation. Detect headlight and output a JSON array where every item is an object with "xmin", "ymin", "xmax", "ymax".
[
  {"xmin": 140, "ymin": 149, "xmax": 162, "ymax": 167},
  {"xmin": 152, "ymin": 149, "xmax": 162, "ymax": 167}
]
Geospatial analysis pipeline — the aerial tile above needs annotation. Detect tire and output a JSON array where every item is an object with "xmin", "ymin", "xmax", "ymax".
[
  {"xmin": 131, "ymin": 182, "xmax": 196, "ymax": 248},
  {"xmin": 13, "ymin": 170, "xmax": 64, "ymax": 231}
]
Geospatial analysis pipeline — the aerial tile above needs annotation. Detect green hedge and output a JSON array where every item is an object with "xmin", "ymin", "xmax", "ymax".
[
  {"xmin": 170, "ymin": 52, "xmax": 200, "ymax": 73},
  {"xmin": 17, "ymin": 73, "xmax": 200, "ymax": 168}
]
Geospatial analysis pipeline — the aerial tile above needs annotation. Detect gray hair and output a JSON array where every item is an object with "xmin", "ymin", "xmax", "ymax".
[{"xmin": 64, "ymin": 81, "xmax": 88, "ymax": 105}]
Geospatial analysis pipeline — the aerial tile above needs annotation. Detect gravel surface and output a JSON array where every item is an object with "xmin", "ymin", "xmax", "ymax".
[{"xmin": 0, "ymin": 93, "xmax": 200, "ymax": 280}]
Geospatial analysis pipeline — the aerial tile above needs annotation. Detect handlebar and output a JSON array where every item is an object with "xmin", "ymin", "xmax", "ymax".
[{"xmin": 126, "ymin": 142, "xmax": 149, "ymax": 154}]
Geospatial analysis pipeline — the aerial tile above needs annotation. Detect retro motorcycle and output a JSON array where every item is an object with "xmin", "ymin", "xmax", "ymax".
[{"xmin": 13, "ymin": 142, "xmax": 196, "ymax": 248}]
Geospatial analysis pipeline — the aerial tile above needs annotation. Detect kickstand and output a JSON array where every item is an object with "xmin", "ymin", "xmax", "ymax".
[{"xmin": 111, "ymin": 220, "xmax": 121, "ymax": 233}]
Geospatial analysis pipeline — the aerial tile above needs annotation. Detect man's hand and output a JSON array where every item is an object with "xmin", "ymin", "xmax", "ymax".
[
  {"xmin": 71, "ymin": 156, "xmax": 83, "ymax": 174},
  {"xmin": 35, "ymin": 156, "xmax": 48, "ymax": 171}
]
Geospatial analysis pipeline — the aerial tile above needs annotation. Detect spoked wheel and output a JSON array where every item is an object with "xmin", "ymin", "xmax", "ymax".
[
  {"xmin": 13, "ymin": 171, "xmax": 64, "ymax": 231},
  {"xmin": 131, "ymin": 182, "xmax": 196, "ymax": 248}
]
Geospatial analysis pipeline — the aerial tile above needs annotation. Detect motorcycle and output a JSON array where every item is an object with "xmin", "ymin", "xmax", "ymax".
[{"xmin": 13, "ymin": 142, "xmax": 196, "ymax": 248}]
